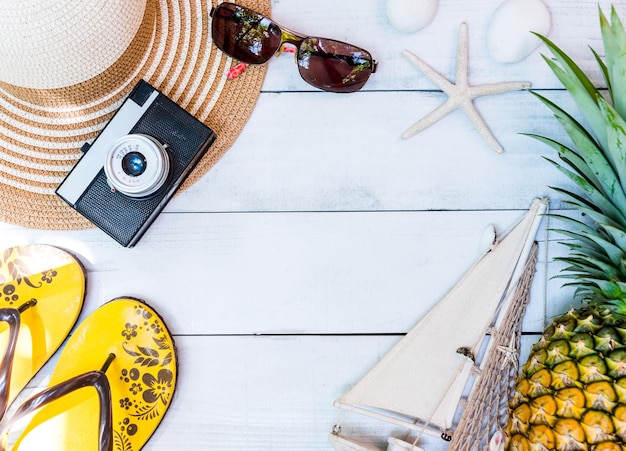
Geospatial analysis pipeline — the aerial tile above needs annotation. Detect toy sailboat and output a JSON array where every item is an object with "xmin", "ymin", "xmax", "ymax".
[{"xmin": 330, "ymin": 199, "xmax": 548, "ymax": 451}]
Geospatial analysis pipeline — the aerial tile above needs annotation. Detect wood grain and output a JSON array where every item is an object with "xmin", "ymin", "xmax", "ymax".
[{"xmin": 1, "ymin": 0, "xmax": 622, "ymax": 449}]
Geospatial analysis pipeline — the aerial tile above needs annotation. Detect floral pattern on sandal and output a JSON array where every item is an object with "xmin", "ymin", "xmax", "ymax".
[
  {"xmin": 113, "ymin": 303, "xmax": 176, "ymax": 450},
  {"xmin": 0, "ymin": 245, "xmax": 64, "ymax": 306},
  {"xmin": 0, "ymin": 244, "xmax": 85, "ymax": 423}
]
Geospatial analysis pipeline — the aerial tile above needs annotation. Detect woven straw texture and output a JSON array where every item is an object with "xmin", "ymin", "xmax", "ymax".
[{"xmin": 0, "ymin": 0, "xmax": 269, "ymax": 230}]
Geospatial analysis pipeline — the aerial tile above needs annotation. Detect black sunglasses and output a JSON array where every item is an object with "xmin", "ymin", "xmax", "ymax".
[{"xmin": 210, "ymin": 2, "xmax": 377, "ymax": 93}]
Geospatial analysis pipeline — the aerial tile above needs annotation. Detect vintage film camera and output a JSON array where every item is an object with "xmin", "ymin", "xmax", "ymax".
[{"xmin": 57, "ymin": 80, "xmax": 216, "ymax": 247}]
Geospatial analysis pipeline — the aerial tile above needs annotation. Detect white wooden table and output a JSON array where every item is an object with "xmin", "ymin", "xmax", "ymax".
[{"xmin": 0, "ymin": 0, "xmax": 619, "ymax": 449}]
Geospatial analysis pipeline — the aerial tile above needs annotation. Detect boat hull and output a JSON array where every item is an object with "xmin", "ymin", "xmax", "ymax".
[
  {"xmin": 328, "ymin": 432, "xmax": 384, "ymax": 451},
  {"xmin": 387, "ymin": 437, "xmax": 425, "ymax": 451}
]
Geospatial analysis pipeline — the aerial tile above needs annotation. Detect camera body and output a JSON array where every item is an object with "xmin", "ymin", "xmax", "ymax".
[{"xmin": 57, "ymin": 80, "xmax": 216, "ymax": 247}]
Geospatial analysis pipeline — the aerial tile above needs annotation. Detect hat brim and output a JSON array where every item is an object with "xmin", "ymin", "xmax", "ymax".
[{"xmin": 0, "ymin": 0, "xmax": 269, "ymax": 230}]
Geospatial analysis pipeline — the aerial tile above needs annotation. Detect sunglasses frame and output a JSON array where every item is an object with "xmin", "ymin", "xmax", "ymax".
[{"xmin": 210, "ymin": 2, "xmax": 377, "ymax": 92}]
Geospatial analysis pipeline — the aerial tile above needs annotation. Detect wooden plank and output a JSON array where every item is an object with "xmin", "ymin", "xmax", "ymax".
[
  {"xmin": 173, "ymin": 89, "xmax": 580, "ymax": 213},
  {"xmin": 263, "ymin": 0, "xmax": 620, "ymax": 92},
  {"xmin": 9, "ymin": 334, "xmax": 541, "ymax": 450},
  {"xmin": 0, "ymin": 208, "xmax": 565, "ymax": 335}
]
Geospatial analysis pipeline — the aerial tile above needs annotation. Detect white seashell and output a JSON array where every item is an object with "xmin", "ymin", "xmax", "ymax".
[
  {"xmin": 479, "ymin": 224, "xmax": 498, "ymax": 254},
  {"xmin": 386, "ymin": 0, "xmax": 438, "ymax": 33},
  {"xmin": 486, "ymin": 0, "xmax": 551, "ymax": 63},
  {"xmin": 489, "ymin": 431, "xmax": 507, "ymax": 451}
]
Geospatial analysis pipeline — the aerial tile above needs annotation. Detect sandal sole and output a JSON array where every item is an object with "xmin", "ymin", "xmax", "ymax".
[
  {"xmin": 0, "ymin": 244, "xmax": 85, "ymax": 410},
  {"xmin": 12, "ymin": 297, "xmax": 177, "ymax": 451}
]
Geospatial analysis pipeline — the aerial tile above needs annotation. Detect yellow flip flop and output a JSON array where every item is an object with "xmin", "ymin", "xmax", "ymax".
[
  {"xmin": 5, "ymin": 297, "xmax": 177, "ymax": 451},
  {"xmin": 0, "ymin": 244, "xmax": 85, "ymax": 418}
]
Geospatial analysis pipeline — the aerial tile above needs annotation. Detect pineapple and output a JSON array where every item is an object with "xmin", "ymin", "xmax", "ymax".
[{"xmin": 505, "ymin": 6, "xmax": 626, "ymax": 450}]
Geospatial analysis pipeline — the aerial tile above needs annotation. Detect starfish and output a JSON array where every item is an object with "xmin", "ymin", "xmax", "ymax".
[
  {"xmin": 401, "ymin": 23, "xmax": 531, "ymax": 154},
  {"xmin": 496, "ymin": 333, "xmax": 519, "ymax": 371}
]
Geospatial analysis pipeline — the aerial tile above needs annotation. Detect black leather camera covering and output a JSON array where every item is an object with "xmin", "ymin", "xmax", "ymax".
[{"xmin": 70, "ymin": 81, "xmax": 216, "ymax": 247}]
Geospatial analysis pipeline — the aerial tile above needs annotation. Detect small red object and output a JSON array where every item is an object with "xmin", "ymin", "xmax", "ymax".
[
  {"xmin": 227, "ymin": 47, "xmax": 297, "ymax": 79},
  {"xmin": 227, "ymin": 62, "xmax": 249, "ymax": 79}
]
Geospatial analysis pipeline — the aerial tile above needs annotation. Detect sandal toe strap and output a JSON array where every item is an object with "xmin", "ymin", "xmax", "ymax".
[
  {"xmin": 0, "ymin": 370, "xmax": 113, "ymax": 451},
  {"xmin": 0, "ymin": 308, "xmax": 23, "ymax": 419}
]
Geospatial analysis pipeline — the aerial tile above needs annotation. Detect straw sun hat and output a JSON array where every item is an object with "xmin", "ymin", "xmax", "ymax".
[{"xmin": 0, "ymin": 0, "xmax": 269, "ymax": 229}]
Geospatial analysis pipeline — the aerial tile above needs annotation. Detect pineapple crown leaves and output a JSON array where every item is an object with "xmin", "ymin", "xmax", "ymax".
[
  {"xmin": 530, "ymin": 6, "xmax": 626, "ymax": 309},
  {"xmin": 532, "ymin": 6, "xmax": 626, "ymax": 150},
  {"xmin": 599, "ymin": 6, "xmax": 626, "ymax": 118}
]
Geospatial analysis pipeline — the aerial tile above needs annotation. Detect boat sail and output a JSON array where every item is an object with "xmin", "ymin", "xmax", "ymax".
[{"xmin": 330, "ymin": 199, "xmax": 547, "ymax": 450}]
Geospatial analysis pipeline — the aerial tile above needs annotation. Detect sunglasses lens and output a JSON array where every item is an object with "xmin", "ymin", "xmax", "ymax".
[
  {"xmin": 297, "ymin": 38, "xmax": 374, "ymax": 93},
  {"xmin": 211, "ymin": 3, "xmax": 282, "ymax": 64}
]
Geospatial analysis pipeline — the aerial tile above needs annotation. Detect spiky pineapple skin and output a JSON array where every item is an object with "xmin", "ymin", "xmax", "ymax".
[{"xmin": 506, "ymin": 307, "xmax": 626, "ymax": 450}]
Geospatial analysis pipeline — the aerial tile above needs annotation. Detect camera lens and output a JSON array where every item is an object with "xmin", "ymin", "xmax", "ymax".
[
  {"xmin": 104, "ymin": 134, "xmax": 170, "ymax": 198},
  {"xmin": 122, "ymin": 152, "xmax": 147, "ymax": 177}
]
